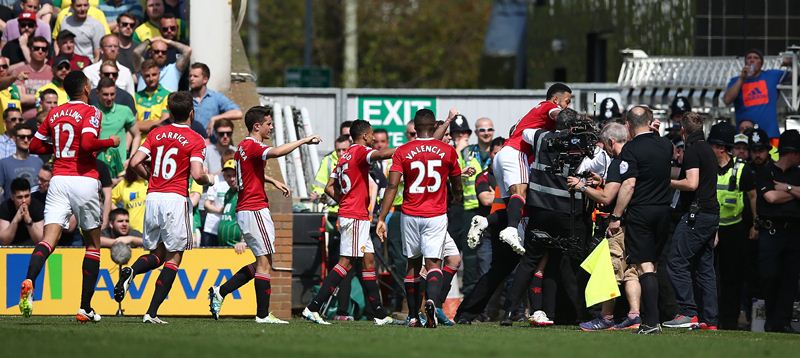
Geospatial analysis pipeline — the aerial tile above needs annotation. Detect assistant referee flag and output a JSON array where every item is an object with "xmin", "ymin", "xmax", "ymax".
[{"xmin": 580, "ymin": 239, "xmax": 620, "ymax": 307}]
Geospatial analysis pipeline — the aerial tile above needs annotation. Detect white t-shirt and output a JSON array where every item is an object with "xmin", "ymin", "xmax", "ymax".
[{"xmin": 203, "ymin": 175, "xmax": 229, "ymax": 235}]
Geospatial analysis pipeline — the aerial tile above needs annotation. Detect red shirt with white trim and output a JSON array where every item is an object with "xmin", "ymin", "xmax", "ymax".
[
  {"xmin": 235, "ymin": 137, "xmax": 272, "ymax": 211},
  {"xmin": 138, "ymin": 123, "xmax": 206, "ymax": 197},
  {"xmin": 506, "ymin": 100, "xmax": 559, "ymax": 157},
  {"xmin": 34, "ymin": 101, "xmax": 104, "ymax": 178},
  {"xmin": 333, "ymin": 144, "xmax": 375, "ymax": 221},
  {"xmin": 390, "ymin": 138, "xmax": 461, "ymax": 218}
]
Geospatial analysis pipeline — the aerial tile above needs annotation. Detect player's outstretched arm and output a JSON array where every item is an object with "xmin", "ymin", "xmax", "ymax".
[
  {"xmin": 376, "ymin": 172, "xmax": 401, "ymax": 242},
  {"xmin": 29, "ymin": 136, "xmax": 53, "ymax": 155},
  {"xmin": 324, "ymin": 177, "xmax": 340, "ymax": 203},
  {"xmin": 81, "ymin": 133, "xmax": 119, "ymax": 152},
  {"xmin": 433, "ymin": 107, "xmax": 459, "ymax": 140},
  {"xmin": 129, "ymin": 149, "xmax": 151, "ymax": 179},
  {"xmin": 370, "ymin": 148, "xmax": 395, "ymax": 162},
  {"xmin": 264, "ymin": 175, "xmax": 291, "ymax": 198},
  {"xmin": 190, "ymin": 161, "xmax": 215, "ymax": 186},
  {"xmin": 266, "ymin": 135, "xmax": 321, "ymax": 159}
]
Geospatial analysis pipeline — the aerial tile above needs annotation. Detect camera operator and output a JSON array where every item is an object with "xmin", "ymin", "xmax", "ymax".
[
  {"xmin": 606, "ymin": 106, "xmax": 674, "ymax": 334},
  {"xmin": 500, "ymin": 108, "xmax": 590, "ymax": 327},
  {"xmin": 569, "ymin": 122, "xmax": 643, "ymax": 331},
  {"xmin": 663, "ymin": 113, "xmax": 720, "ymax": 330},
  {"xmin": 752, "ymin": 129, "xmax": 800, "ymax": 333}
]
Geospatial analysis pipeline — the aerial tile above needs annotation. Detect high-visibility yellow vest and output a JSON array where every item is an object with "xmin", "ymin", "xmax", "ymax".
[
  {"xmin": 458, "ymin": 152, "xmax": 482, "ymax": 210},
  {"xmin": 312, "ymin": 151, "xmax": 339, "ymax": 213},
  {"xmin": 716, "ymin": 158, "xmax": 745, "ymax": 226}
]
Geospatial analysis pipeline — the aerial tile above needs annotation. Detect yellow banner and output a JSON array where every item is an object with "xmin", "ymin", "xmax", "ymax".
[{"xmin": 1, "ymin": 248, "xmax": 260, "ymax": 316}]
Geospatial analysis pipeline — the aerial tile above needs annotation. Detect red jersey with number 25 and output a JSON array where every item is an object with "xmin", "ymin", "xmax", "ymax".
[
  {"xmin": 35, "ymin": 101, "xmax": 103, "ymax": 178},
  {"xmin": 138, "ymin": 123, "xmax": 206, "ymax": 197},
  {"xmin": 236, "ymin": 137, "xmax": 272, "ymax": 211},
  {"xmin": 506, "ymin": 101, "xmax": 560, "ymax": 157},
  {"xmin": 334, "ymin": 144, "xmax": 375, "ymax": 221},
  {"xmin": 390, "ymin": 138, "xmax": 461, "ymax": 218}
]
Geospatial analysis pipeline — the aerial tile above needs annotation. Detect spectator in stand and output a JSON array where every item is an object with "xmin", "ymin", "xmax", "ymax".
[
  {"xmin": 133, "ymin": 37, "xmax": 190, "ymax": 92},
  {"xmin": 215, "ymin": 159, "xmax": 242, "ymax": 247},
  {"xmin": 113, "ymin": 12, "xmax": 138, "ymax": 72},
  {"xmin": 0, "ymin": 107, "xmax": 23, "ymax": 158},
  {"xmin": 149, "ymin": 14, "xmax": 184, "ymax": 64},
  {"xmin": 51, "ymin": 30, "xmax": 91, "ymax": 70},
  {"xmin": 0, "ymin": 1, "xmax": 52, "ymax": 48},
  {"xmin": 134, "ymin": 59, "xmax": 170, "ymax": 134},
  {"xmin": 35, "ymin": 54, "xmax": 71, "ymax": 104},
  {"xmin": 1, "ymin": 11, "xmax": 46, "ymax": 65},
  {"xmin": 95, "ymin": 77, "xmax": 138, "ymax": 161},
  {"xmin": 190, "ymin": 62, "xmax": 242, "ymax": 134},
  {"xmin": 98, "ymin": 0, "xmax": 143, "ymax": 31},
  {"xmin": 205, "ymin": 119, "xmax": 235, "ymax": 176},
  {"xmin": 83, "ymin": 34, "xmax": 135, "ymax": 95},
  {"xmin": 0, "ymin": 56, "xmax": 30, "ymax": 116},
  {"xmin": 31, "ymin": 162, "xmax": 50, "ymax": 203},
  {"xmin": 54, "ymin": 0, "xmax": 106, "ymax": 61},
  {"xmin": 88, "ymin": 60, "xmax": 136, "ymax": 114},
  {"xmin": 100, "ymin": 208, "xmax": 142, "ymax": 248},
  {"xmin": 111, "ymin": 167, "xmax": 147, "ymax": 233},
  {"xmin": 0, "ymin": 177, "xmax": 44, "ymax": 245},
  {"xmin": 723, "ymin": 49, "xmax": 790, "ymax": 145},
  {"xmin": 133, "ymin": 0, "xmax": 172, "ymax": 44},
  {"xmin": 203, "ymin": 155, "xmax": 235, "ymax": 247},
  {"xmin": 10, "ymin": 36, "xmax": 52, "ymax": 120},
  {"xmin": 0, "ymin": 123, "xmax": 42, "ymax": 199},
  {"xmin": 51, "ymin": 0, "xmax": 111, "ymax": 42},
  {"xmin": 23, "ymin": 88, "xmax": 57, "ymax": 130},
  {"xmin": 163, "ymin": 0, "xmax": 186, "ymax": 20}
]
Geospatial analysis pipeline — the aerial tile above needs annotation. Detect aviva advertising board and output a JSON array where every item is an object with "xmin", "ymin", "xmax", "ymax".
[{"xmin": 1, "ymin": 248, "xmax": 258, "ymax": 316}]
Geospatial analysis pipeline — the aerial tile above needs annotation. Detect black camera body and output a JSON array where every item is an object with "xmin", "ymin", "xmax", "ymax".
[{"xmin": 543, "ymin": 116, "xmax": 600, "ymax": 177}]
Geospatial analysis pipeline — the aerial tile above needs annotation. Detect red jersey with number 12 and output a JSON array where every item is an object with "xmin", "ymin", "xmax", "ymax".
[
  {"xmin": 34, "ymin": 101, "xmax": 103, "ymax": 178},
  {"xmin": 138, "ymin": 123, "xmax": 206, "ymax": 196},
  {"xmin": 334, "ymin": 144, "xmax": 375, "ymax": 220},
  {"xmin": 390, "ymin": 138, "xmax": 461, "ymax": 218},
  {"xmin": 506, "ymin": 101, "xmax": 559, "ymax": 157},
  {"xmin": 236, "ymin": 137, "xmax": 272, "ymax": 211}
]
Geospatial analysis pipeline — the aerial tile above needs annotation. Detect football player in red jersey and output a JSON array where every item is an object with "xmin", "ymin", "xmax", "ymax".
[
  {"xmin": 301, "ymin": 120, "xmax": 396, "ymax": 325},
  {"xmin": 208, "ymin": 106, "xmax": 320, "ymax": 324},
  {"xmin": 484, "ymin": 83, "xmax": 572, "ymax": 255},
  {"xmin": 20, "ymin": 71, "xmax": 120, "ymax": 321},
  {"xmin": 114, "ymin": 91, "xmax": 215, "ymax": 324},
  {"xmin": 377, "ymin": 109, "xmax": 463, "ymax": 328}
]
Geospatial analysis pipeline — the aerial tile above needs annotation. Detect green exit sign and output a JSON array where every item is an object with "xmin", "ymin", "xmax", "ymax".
[{"xmin": 284, "ymin": 67, "xmax": 332, "ymax": 87}]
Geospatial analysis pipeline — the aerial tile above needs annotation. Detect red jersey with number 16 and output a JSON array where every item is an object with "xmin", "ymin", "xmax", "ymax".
[
  {"xmin": 138, "ymin": 123, "xmax": 206, "ymax": 196},
  {"xmin": 334, "ymin": 144, "xmax": 375, "ymax": 221},
  {"xmin": 236, "ymin": 137, "xmax": 272, "ymax": 211},
  {"xmin": 506, "ymin": 100, "xmax": 559, "ymax": 157},
  {"xmin": 390, "ymin": 138, "xmax": 461, "ymax": 218},
  {"xmin": 34, "ymin": 101, "xmax": 104, "ymax": 178}
]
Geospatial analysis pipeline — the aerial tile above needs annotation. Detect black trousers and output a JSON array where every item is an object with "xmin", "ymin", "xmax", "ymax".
[
  {"xmin": 715, "ymin": 220, "xmax": 748, "ymax": 329},
  {"xmin": 758, "ymin": 223, "xmax": 800, "ymax": 332},
  {"xmin": 667, "ymin": 212, "xmax": 719, "ymax": 324},
  {"xmin": 385, "ymin": 207, "xmax": 406, "ymax": 310}
]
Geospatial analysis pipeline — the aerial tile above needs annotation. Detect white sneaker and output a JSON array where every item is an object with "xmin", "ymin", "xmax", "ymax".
[
  {"xmin": 499, "ymin": 227, "xmax": 525, "ymax": 254},
  {"xmin": 76, "ymin": 308, "xmax": 101, "ymax": 323},
  {"xmin": 143, "ymin": 314, "xmax": 168, "ymax": 324},
  {"xmin": 256, "ymin": 312, "xmax": 289, "ymax": 324},
  {"xmin": 467, "ymin": 216, "xmax": 489, "ymax": 249},
  {"xmin": 529, "ymin": 310, "xmax": 554, "ymax": 327},
  {"xmin": 208, "ymin": 286, "xmax": 224, "ymax": 320},
  {"xmin": 374, "ymin": 316, "xmax": 395, "ymax": 326},
  {"xmin": 302, "ymin": 307, "xmax": 331, "ymax": 325}
]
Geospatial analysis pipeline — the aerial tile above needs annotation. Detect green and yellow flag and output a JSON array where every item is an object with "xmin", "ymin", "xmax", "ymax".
[{"xmin": 580, "ymin": 239, "xmax": 620, "ymax": 307}]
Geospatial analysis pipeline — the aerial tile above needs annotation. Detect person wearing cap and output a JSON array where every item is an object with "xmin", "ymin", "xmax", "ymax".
[
  {"xmin": 747, "ymin": 127, "xmax": 778, "ymax": 170},
  {"xmin": 732, "ymin": 133, "xmax": 750, "ymax": 161},
  {"xmin": 669, "ymin": 96, "xmax": 691, "ymax": 129},
  {"xmin": 0, "ymin": 9, "xmax": 51, "ymax": 52},
  {"xmin": 1, "ymin": 12, "xmax": 43, "ymax": 66},
  {"xmin": 723, "ymin": 49, "xmax": 790, "ymax": 144},
  {"xmin": 51, "ymin": 30, "xmax": 92, "ymax": 70},
  {"xmin": 216, "ymin": 159, "xmax": 242, "ymax": 247},
  {"xmin": 34, "ymin": 55, "xmax": 70, "ymax": 104},
  {"xmin": 54, "ymin": 0, "xmax": 108, "ymax": 61},
  {"xmin": 707, "ymin": 121, "xmax": 757, "ymax": 330},
  {"xmin": 597, "ymin": 97, "xmax": 622, "ymax": 126},
  {"xmin": 751, "ymin": 129, "xmax": 800, "ymax": 333},
  {"xmin": 203, "ymin": 155, "xmax": 236, "ymax": 247},
  {"xmin": 663, "ymin": 112, "xmax": 720, "ymax": 330}
]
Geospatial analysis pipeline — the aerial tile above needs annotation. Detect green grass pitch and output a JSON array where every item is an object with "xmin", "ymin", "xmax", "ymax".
[{"xmin": 1, "ymin": 316, "xmax": 798, "ymax": 357}]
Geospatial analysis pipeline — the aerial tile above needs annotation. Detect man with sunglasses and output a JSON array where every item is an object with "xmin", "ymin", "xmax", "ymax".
[
  {"xmin": 0, "ymin": 123, "xmax": 43, "ymax": 200},
  {"xmin": 1, "ymin": 12, "xmax": 44, "ymax": 66},
  {"xmin": 0, "ymin": 56, "xmax": 27, "ymax": 115},
  {"xmin": 88, "ymin": 61, "xmax": 136, "ymax": 115},
  {"xmin": 35, "ymin": 55, "xmax": 71, "ymax": 105},
  {"xmin": 0, "ymin": 2, "xmax": 52, "ymax": 49},
  {"xmin": 114, "ymin": 12, "xmax": 138, "ymax": 72},
  {"xmin": 204, "ymin": 119, "xmax": 235, "ymax": 176},
  {"xmin": 189, "ymin": 62, "xmax": 241, "ymax": 136},
  {"xmin": 134, "ymin": 37, "xmax": 190, "ymax": 93},
  {"xmin": 0, "ymin": 108, "xmax": 24, "ymax": 158},
  {"xmin": 10, "ymin": 37, "xmax": 50, "ymax": 121},
  {"xmin": 83, "ymin": 34, "xmax": 135, "ymax": 96},
  {"xmin": 464, "ymin": 117, "xmax": 496, "ymax": 171}
]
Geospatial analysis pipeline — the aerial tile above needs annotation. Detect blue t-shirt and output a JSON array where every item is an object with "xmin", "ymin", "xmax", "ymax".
[
  {"xmin": 193, "ymin": 89, "xmax": 240, "ymax": 128},
  {"xmin": 727, "ymin": 69, "xmax": 785, "ymax": 138},
  {"xmin": 0, "ymin": 155, "xmax": 43, "ymax": 200}
]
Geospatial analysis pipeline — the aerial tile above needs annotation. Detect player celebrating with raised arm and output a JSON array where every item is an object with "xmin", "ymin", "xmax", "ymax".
[
  {"xmin": 208, "ymin": 106, "xmax": 320, "ymax": 324},
  {"xmin": 19, "ymin": 71, "xmax": 120, "ymax": 322},
  {"xmin": 377, "ymin": 109, "xmax": 462, "ymax": 328},
  {"xmin": 472, "ymin": 83, "xmax": 571, "ymax": 254},
  {"xmin": 114, "ymin": 91, "xmax": 215, "ymax": 324},
  {"xmin": 302, "ymin": 119, "xmax": 396, "ymax": 325}
]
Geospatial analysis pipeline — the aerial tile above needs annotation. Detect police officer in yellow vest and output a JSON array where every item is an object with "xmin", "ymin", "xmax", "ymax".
[{"xmin": 707, "ymin": 121, "xmax": 757, "ymax": 330}]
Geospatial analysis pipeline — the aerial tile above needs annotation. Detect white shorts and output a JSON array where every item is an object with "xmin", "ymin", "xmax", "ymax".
[
  {"xmin": 143, "ymin": 192, "xmax": 193, "ymax": 252},
  {"xmin": 492, "ymin": 146, "xmax": 529, "ymax": 198},
  {"xmin": 45, "ymin": 176, "xmax": 101, "ymax": 230},
  {"xmin": 237, "ymin": 208, "xmax": 276, "ymax": 257},
  {"xmin": 442, "ymin": 232, "xmax": 459, "ymax": 258},
  {"xmin": 339, "ymin": 217, "xmax": 373, "ymax": 257},
  {"xmin": 401, "ymin": 213, "xmax": 448, "ymax": 259}
]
